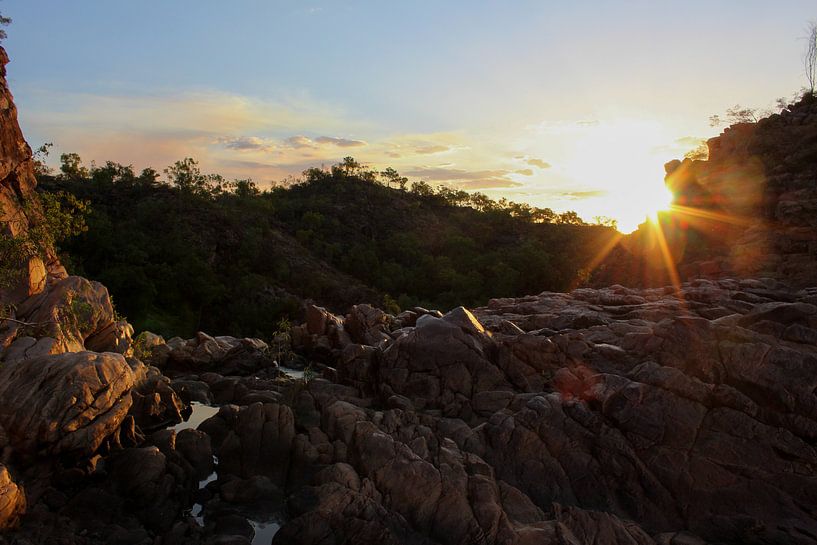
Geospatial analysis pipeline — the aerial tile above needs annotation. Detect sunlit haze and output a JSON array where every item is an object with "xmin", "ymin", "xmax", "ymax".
[{"xmin": 3, "ymin": 0, "xmax": 815, "ymax": 230}]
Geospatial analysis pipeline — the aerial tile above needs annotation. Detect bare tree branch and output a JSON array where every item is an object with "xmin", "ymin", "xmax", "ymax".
[
  {"xmin": 806, "ymin": 21, "xmax": 817, "ymax": 95},
  {"xmin": 0, "ymin": 316, "xmax": 57, "ymax": 327}
]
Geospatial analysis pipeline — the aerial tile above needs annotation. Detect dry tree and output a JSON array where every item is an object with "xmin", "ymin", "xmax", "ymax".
[{"xmin": 806, "ymin": 21, "xmax": 817, "ymax": 96}]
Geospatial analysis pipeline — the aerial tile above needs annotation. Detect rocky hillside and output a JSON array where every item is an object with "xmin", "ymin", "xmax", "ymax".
[
  {"xmin": 3, "ymin": 43, "xmax": 817, "ymax": 545},
  {"xmin": 593, "ymin": 94, "xmax": 817, "ymax": 288}
]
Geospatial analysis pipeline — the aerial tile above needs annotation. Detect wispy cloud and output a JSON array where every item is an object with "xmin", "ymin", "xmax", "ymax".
[
  {"xmin": 513, "ymin": 155, "xmax": 551, "ymax": 169},
  {"xmin": 526, "ymin": 158, "xmax": 551, "ymax": 169},
  {"xmin": 282, "ymin": 135, "xmax": 366, "ymax": 149},
  {"xmin": 218, "ymin": 136, "xmax": 276, "ymax": 152},
  {"xmin": 24, "ymin": 89, "xmax": 356, "ymax": 137},
  {"xmin": 313, "ymin": 136, "xmax": 367, "ymax": 147},
  {"xmin": 557, "ymin": 190, "xmax": 608, "ymax": 200},
  {"xmin": 284, "ymin": 135, "xmax": 315, "ymax": 149},
  {"xmin": 414, "ymin": 144, "xmax": 450, "ymax": 155},
  {"xmin": 404, "ymin": 166, "xmax": 521, "ymax": 189}
]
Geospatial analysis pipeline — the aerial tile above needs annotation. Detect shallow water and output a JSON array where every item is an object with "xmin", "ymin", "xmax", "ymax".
[
  {"xmin": 251, "ymin": 518, "xmax": 283, "ymax": 544},
  {"xmin": 279, "ymin": 367, "xmax": 304, "ymax": 379},
  {"xmin": 172, "ymin": 402, "xmax": 220, "ymax": 433},
  {"xmin": 191, "ymin": 465, "xmax": 218, "ymax": 525},
  {"xmin": 175, "ymin": 402, "xmax": 285, "ymax": 540}
]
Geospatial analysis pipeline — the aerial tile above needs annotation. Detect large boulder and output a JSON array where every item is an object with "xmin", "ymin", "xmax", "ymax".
[
  {"xmin": 151, "ymin": 332, "xmax": 275, "ymax": 376},
  {"xmin": 0, "ymin": 351, "xmax": 135, "ymax": 457},
  {"xmin": 2, "ymin": 276, "xmax": 124, "ymax": 356},
  {"xmin": 201, "ymin": 402, "xmax": 294, "ymax": 485},
  {"xmin": 378, "ymin": 307, "xmax": 509, "ymax": 415}
]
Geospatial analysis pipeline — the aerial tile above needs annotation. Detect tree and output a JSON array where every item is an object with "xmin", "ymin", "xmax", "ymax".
[
  {"xmin": 231, "ymin": 178, "xmax": 260, "ymax": 198},
  {"xmin": 0, "ymin": 11, "xmax": 10, "ymax": 42},
  {"xmin": 806, "ymin": 21, "xmax": 817, "ymax": 96},
  {"xmin": 339, "ymin": 156, "xmax": 361, "ymax": 176},
  {"xmin": 60, "ymin": 153, "xmax": 89, "ymax": 179},
  {"xmin": 709, "ymin": 105, "xmax": 767, "ymax": 127},
  {"xmin": 556, "ymin": 210, "xmax": 585, "ymax": 225},
  {"xmin": 164, "ymin": 157, "xmax": 224, "ymax": 196},
  {"xmin": 33, "ymin": 142, "xmax": 53, "ymax": 177},
  {"xmin": 592, "ymin": 216, "xmax": 618, "ymax": 230},
  {"xmin": 0, "ymin": 190, "xmax": 89, "ymax": 289},
  {"xmin": 380, "ymin": 167, "xmax": 407, "ymax": 190},
  {"xmin": 409, "ymin": 180, "xmax": 434, "ymax": 197}
]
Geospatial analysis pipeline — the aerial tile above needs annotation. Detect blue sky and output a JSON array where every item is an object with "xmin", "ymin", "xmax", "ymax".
[{"xmin": 2, "ymin": 0, "xmax": 815, "ymax": 230}]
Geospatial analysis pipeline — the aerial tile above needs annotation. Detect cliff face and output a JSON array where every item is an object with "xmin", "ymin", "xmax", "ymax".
[
  {"xmin": 0, "ymin": 46, "xmax": 65, "ymax": 305},
  {"xmin": 594, "ymin": 94, "xmax": 817, "ymax": 288},
  {"xmin": 0, "ymin": 47, "xmax": 185, "ymax": 533},
  {"xmin": 0, "ymin": 48, "xmax": 136, "ymax": 355}
]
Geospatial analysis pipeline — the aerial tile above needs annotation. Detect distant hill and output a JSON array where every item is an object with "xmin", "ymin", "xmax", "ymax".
[{"xmin": 38, "ymin": 162, "xmax": 617, "ymax": 339}]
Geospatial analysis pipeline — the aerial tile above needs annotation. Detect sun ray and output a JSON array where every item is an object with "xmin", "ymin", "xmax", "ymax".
[
  {"xmin": 573, "ymin": 230, "xmax": 624, "ymax": 289},
  {"xmin": 650, "ymin": 219, "xmax": 686, "ymax": 307},
  {"xmin": 668, "ymin": 204, "xmax": 753, "ymax": 227}
]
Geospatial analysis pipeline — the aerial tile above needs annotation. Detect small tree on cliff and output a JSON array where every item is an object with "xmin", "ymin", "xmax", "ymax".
[
  {"xmin": 0, "ymin": 12, "xmax": 10, "ymax": 42},
  {"xmin": 806, "ymin": 21, "xmax": 817, "ymax": 96}
]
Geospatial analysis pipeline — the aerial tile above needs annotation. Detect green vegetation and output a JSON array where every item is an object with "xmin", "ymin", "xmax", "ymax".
[
  {"xmin": 0, "ymin": 191, "xmax": 89, "ymax": 289},
  {"xmin": 0, "ymin": 11, "xmax": 10, "ymax": 42},
  {"xmin": 37, "ymin": 154, "xmax": 616, "ymax": 340}
]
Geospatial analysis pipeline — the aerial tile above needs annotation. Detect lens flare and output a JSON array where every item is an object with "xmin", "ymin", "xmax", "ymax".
[{"xmin": 647, "ymin": 186, "xmax": 675, "ymax": 224}]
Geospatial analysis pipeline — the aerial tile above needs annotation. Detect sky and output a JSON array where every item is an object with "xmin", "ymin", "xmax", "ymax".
[{"xmin": 2, "ymin": 0, "xmax": 815, "ymax": 231}]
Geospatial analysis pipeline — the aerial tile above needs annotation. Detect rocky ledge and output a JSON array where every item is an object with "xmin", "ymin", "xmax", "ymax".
[{"xmin": 6, "ymin": 277, "xmax": 817, "ymax": 544}]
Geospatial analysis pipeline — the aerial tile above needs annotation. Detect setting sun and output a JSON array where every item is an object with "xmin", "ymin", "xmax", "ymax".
[
  {"xmin": 545, "ymin": 119, "xmax": 680, "ymax": 232},
  {"xmin": 647, "ymin": 185, "xmax": 675, "ymax": 222}
]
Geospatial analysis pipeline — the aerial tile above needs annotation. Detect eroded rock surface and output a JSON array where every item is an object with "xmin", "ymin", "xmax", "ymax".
[
  {"xmin": 0, "ymin": 351, "xmax": 135, "ymax": 458},
  {"xmin": 264, "ymin": 279, "xmax": 817, "ymax": 544}
]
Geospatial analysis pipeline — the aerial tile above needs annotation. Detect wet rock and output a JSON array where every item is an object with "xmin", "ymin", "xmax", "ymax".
[
  {"xmin": 108, "ymin": 446, "xmax": 193, "ymax": 532},
  {"xmin": 175, "ymin": 429, "xmax": 213, "ymax": 480},
  {"xmin": 219, "ymin": 475, "xmax": 282, "ymax": 504},
  {"xmin": 212, "ymin": 403, "xmax": 295, "ymax": 485},
  {"xmin": 171, "ymin": 378, "xmax": 213, "ymax": 404},
  {"xmin": 129, "ymin": 366, "xmax": 184, "ymax": 431}
]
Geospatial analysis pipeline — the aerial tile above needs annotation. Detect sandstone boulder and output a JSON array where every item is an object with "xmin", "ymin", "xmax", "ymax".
[{"xmin": 0, "ymin": 351, "xmax": 135, "ymax": 457}]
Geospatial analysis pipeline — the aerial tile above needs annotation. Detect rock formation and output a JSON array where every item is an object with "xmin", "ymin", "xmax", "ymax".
[
  {"xmin": 595, "ymin": 94, "xmax": 817, "ymax": 289},
  {"xmin": 2, "ymin": 42, "xmax": 817, "ymax": 545},
  {"xmin": 259, "ymin": 281, "xmax": 817, "ymax": 544}
]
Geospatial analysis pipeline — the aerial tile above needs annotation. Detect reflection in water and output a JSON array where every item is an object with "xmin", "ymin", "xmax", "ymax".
[
  {"xmin": 191, "ymin": 464, "xmax": 218, "ymax": 525},
  {"xmin": 251, "ymin": 518, "xmax": 283, "ymax": 544},
  {"xmin": 172, "ymin": 402, "xmax": 220, "ymax": 433},
  {"xmin": 173, "ymin": 400, "xmax": 291, "ymax": 540},
  {"xmin": 280, "ymin": 367, "xmax": 304, "ymax": 379}
]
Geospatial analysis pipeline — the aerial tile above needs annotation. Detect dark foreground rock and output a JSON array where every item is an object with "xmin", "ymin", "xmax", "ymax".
[
  {"xmin": 261, "ymin": 279, "xmax": 817, "ymax": 544},
  {"xmin": 6, "ymin": 279, "xmax": 809, "ymax": 544}
]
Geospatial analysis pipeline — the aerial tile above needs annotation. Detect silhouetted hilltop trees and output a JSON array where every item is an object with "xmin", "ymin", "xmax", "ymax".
[{"xmin": 37, "ymin": 155, "xmax": 616, "ymax": 339}]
